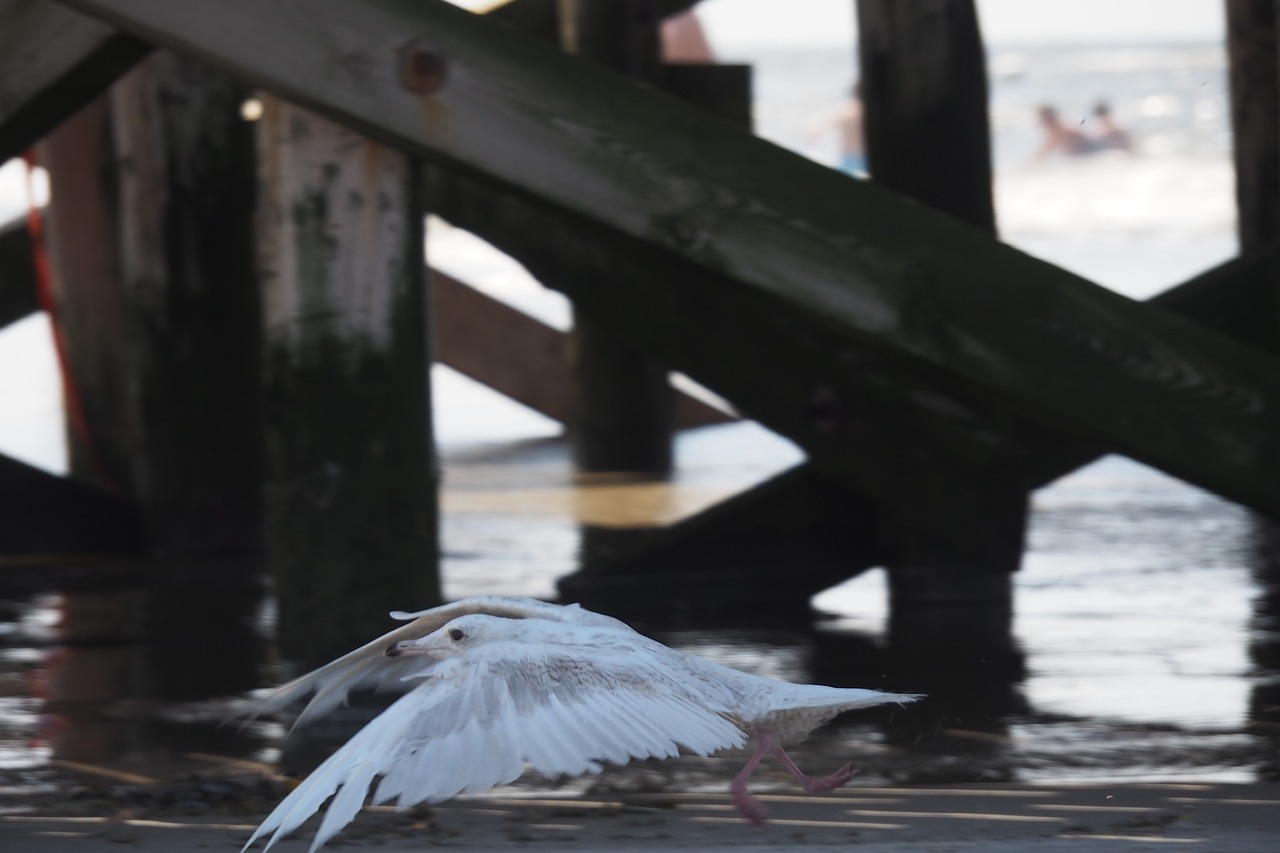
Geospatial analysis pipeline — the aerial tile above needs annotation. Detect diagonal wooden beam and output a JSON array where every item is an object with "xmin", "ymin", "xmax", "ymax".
[
  {"xmin": 431, "ymin": 267, "xmax": 733, "ymax": 428},
  {"xmin": 0, "ymin": 451, "xmax": 142, "ymax": 556},
  {"xmin": 0, "ymin": 0, "xmax": 150, "ymax": 163},
  {"xmin": 56, "ymin": 0, "xmax": 1280, "ymax": 519}
]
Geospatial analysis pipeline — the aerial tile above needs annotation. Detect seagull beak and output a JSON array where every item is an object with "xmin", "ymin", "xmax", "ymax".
[{"xmin": 384, "ymin": 637, "xmax": 441, "ymax": 658}]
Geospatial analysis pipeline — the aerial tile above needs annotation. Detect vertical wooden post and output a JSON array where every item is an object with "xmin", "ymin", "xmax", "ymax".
[
  {"xmin": 258, "ymin": 97, "xmax": 440, "ymax": 667},
  {"xmin": 560, "ymin": 0, "xmax": 674, "ymax": 476},
  {"xmin": 1225, "ymin": 0, "xmax": 1280, "ymax": 253},
  {"xmin": 857, "ymin": 0, "xmax": 997, "ymax": 232},
  {"xmin": 37, "ymin": 96, "xmax": 133, "ymax": 492},
  {"xmin": 857, "ymin": 1, "xmax": 1022, "ymax": 668},
  {"xmin": 108, "ymin": 52, "xmax": 260, "ymax": 555},
  {"xmin": 40, "ymin": 53, "xmax": 260, "ymax": 556}
]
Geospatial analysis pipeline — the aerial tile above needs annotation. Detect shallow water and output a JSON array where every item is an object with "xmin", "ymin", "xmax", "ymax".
[{"xmin": 2, "ymin": 430, "xmax": 1277, "ymax": 790}]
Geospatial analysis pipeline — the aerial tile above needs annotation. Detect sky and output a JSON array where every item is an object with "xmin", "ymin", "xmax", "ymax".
[
  {"xmin": 458, "ymin": 1, "xmax": 1226, "ymax": 50},
  {"xmin": 696, "ymin": 0, "xmax": 1225, "ymax": 50}
]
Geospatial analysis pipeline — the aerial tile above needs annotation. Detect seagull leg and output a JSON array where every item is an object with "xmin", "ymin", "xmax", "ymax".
[
  {"xmin": 729, "ymin": 732, "xmax": 774, "ymax": 827},
  {"xmin": 773, "ymin": 745, "xmax": 854, "ymax": 793}
]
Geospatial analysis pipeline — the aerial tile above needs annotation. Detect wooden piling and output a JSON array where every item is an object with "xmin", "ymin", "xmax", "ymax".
[
  {"xmin": 109, "ymin": 53, "xmax": 261, "ymax": 555},
  {"xmin": 858, "ymin": 0, "xmax": 996, "ymax": 231},
  {"xmin": 1225, "ymin": 0, "xmax": 1279, "ymax": 253},
  {"xmin": 36, "ymin": 95, "xmax": 133, "ymax": 493},
  {"xmin": 258, "ymin": 97, "xmax": 439, "ymax": 667},
  {"xmin": 560, "ymin": 0, "xmax": 674, "ymax": 476},
  {"xmin": 858, "ymin": 0, "xmax": 1020, "ymax": 658}
]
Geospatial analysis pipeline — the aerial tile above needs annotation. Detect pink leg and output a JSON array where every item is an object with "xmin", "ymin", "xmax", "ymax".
[
  {"xmin": 730, "ymin": 732, "xmax": 773, "ymax": 827},
  {"xmin": 773, "ymin": 745, "xmax": 855, "ymax": 793}
]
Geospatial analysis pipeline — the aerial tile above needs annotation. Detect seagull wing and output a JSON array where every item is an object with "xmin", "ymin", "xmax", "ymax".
[
  {"xmin": 244, "ymin": 640, "xmax": 746, "ymax": 853},
  {"xmin": 238, "ymin": 597, "xmax": 630, "ymax": 727}
]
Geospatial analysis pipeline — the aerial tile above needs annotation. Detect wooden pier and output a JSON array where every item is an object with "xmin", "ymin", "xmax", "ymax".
[{"xmin": 2, "ymin": 0, "xmax": 1279, "ymax": 667}]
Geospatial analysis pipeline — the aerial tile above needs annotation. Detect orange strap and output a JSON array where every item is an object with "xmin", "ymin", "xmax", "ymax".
[{"xmin": 22, "ymin": 150, "xmax": 120, "ymax": 493}]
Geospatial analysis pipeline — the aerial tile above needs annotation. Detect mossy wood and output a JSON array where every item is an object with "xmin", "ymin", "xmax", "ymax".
[
  {"xmin": 108, "ymin": 53, "xmax": 262, "ymax": 554},
  {"xmin": 57, "ymin": 0, "xmax": 1280, "ymax": 519},
  {"xmin": 258, "ymin": 98, "xmax": 440, "ymax": 666},
  {"xmin": 0, "ymin": 0, "xmax": 149, "ymax": 162}
]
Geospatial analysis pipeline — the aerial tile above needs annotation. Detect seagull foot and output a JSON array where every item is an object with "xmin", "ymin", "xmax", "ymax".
[
  {"xmin": 796, "ymin": 761, "xmax": 854, "ymax": 793},
  {"xmin": 731, "ymin": 787, "xmax": 770, "ymax": 828}
]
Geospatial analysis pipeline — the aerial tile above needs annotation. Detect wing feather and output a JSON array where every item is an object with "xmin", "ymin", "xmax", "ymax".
[
  {"xmin": 245, "ymin": 633, "xmax": 749, "ymax": 850},
  {"xmin": 238, "ymin": 597, "xmax": 634, "ymax": 727}
]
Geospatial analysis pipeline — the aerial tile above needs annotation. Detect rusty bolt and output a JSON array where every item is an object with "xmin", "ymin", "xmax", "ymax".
[{"xmin": 399, "ymin": 41, "xmax": 448, "ymax": 95}]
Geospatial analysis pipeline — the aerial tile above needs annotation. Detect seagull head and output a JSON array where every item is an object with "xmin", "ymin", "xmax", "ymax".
[{"xmin": 384, "ymin": 614, "xmax": 499, "ymax": 658}]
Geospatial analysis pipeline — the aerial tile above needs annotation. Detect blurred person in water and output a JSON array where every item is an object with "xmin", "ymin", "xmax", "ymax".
[
  {"xmin": 809, "ymin": 82, "xmax": 866, "ymax": 177},
  {"xmin": 1090, "ymin": 100, "xmax": 1134, "ymax": 153},
  {"xmin": 1032, "ymin": 103, "xmax": 1093, "ymax": 160}
]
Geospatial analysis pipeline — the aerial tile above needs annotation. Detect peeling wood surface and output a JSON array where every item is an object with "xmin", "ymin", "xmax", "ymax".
[
  {"xmin": 56, "ymin": 0, "xmax": 1280, "ymax": 516},
  {"xmin": 258, "ymin": 97, "xmax": 439, "ymax": 665}
]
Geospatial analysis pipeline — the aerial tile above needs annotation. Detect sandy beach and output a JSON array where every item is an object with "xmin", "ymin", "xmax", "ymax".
[{"xmin": 5, "ymin": 770, "xmax": 1279, "ymax": 853}]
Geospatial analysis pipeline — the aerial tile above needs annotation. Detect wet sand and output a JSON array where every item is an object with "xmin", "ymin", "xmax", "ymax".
[{"xmin": 5, "ymin": 777, "xmax": 1279, "ymax": 852}]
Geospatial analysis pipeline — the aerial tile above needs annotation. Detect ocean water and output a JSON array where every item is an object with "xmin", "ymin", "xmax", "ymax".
[{"xmin": 2, "ymin": 40, "xmax": 1277, "ymax": 787}]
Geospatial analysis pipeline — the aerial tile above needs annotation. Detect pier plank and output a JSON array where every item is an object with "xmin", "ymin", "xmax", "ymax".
[
  {"xmin": 57, "ymin": 0, "xmax": 1280, "ymax": 518},
  {"xmin": 0, "ymin": 0, "xmax": 148, "ymax": 162}
]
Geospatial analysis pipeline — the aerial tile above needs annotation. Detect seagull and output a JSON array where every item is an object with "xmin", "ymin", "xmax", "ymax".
[{"xmin": 240, "ymin": 596, "xmax": 921, "ymax": 852}]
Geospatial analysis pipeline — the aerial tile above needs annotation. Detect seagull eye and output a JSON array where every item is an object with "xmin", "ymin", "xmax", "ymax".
[{"xmin": 449, "ymin": 628, "xmax": 465, "ymax": 642}]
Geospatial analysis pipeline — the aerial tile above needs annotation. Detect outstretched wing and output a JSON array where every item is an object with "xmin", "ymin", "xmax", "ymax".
[
  {"xmin": 238, "ymin": 597, "xmax": 629, "ymax": 728},
  {"xmin": 244, "ymin": 643, "xmax": 746, "ymax": 853}
]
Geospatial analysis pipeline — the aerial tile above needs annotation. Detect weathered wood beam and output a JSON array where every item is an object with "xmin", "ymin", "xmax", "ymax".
[
  {"xmin": 560, "ymin": 0, "xmax": 673, "ymax": 475},
  {"xmin": 0, "ymin": 451, "xmax": 142, "ymax": 556},
  {"xmin": 1025, "ymin": 247, "xmax": 1280, "ymax": 485},
  {"xmin": 258, "ymin": 97, "xmax": 440, "ymax": 667},
  {"xmin": 0, "ymin": 0, "xmax": 149, "ymax": 162},
  {"xmin": 427, "ymin": 165, "xmax": 1033, "ymax": 565},
  {"xmin": 0, "ymin": 216, "xmax": 38, "ymax": 330},
  {"xmin": 858, "ymin": 0, "xmax": 1015, "ymax": 623},
  {"xmin": 559, "ymin": 464, "xmax": 882, "ymax": 617},
  {"xmin": 432, "ymin": 267, "xmax": 731, "ymax": 428},
  {"xmin": 108, "ymin": 53, "xmax": 261, "ymax": 554},
  {"xmin": 56, "ymin": 0, "xmax": 1280, "ymax": 519}
]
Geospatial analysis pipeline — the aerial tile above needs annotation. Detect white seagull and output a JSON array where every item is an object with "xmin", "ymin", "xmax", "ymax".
[{"xmin": 241, "ymin": 596, "xmax": 921, "ymax": 852}]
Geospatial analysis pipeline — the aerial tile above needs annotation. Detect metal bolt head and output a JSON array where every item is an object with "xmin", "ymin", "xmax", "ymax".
[{"xmin": 400, "ymin": 41, "xmax": 448, "ymax": 95}]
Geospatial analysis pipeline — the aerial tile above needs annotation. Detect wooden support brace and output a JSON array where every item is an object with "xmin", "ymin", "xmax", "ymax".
[
  {"xmin": 432, "ymin": 267, "xmax": 732, "ymax": 428},
  {"xmin": 0, "ymin": 0, "xmax": 150, "ymax": 162},
  {"xmin": 58, "ymin": 0, "xmax": 1280, "ymax": 520},
  {"xmin": 0, "ymin": 451, "xmax": 141, "ymax": 556},
  {"xmin": 559, "ymin": 465, "xmax": 882, "ymax": 618}
]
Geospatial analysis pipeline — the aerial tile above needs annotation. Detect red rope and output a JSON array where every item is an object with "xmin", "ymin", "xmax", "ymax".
[{"xmin": 21, "ymin": 150, "xmax": 120, "ymax": 493}]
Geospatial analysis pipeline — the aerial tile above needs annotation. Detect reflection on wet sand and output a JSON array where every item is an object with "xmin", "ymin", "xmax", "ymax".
[
  {"xmin": 1, "ymin": 436, "xmax": 1278, "ymax": 791},
  {"xmin": 1248, "ymin": 520, "xmax": 1280, "ymax": 782},
  {"xmin": 20, "ymin": 561, "xmax": 271, "ymax": 765}
]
